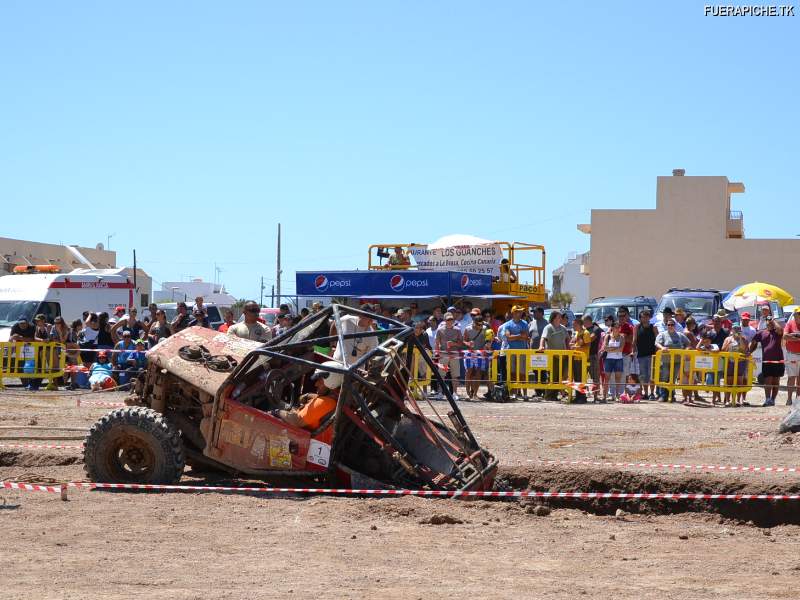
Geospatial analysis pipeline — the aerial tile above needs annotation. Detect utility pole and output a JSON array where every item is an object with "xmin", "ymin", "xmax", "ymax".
[
  {"xmin": 271, "ymin": 285, "xmax": 275, "ymax": 308},
  {"xmin": 132, "ymin": 249, "xmax": 137, "ymax": 309},
  {"xmin": 276, "ymin": 223, "xmax": 282, "ymax": 306},
  {"xmin": 260, "ymin": 276, "xmax": 265, "ymax": 307}
]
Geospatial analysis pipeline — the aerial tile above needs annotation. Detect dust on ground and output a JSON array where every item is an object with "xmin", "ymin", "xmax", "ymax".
[{"xmin": 2, "ymin": 387, "xmax": 800, "ymax": 599}]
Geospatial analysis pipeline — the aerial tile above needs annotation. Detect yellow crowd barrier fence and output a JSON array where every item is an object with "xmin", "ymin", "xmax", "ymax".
[
  {"xmin": 0, "ymin": 341, "xmax": 66, "ymax": 390},
  {"xmin": 491, "ymin": 349, "xmax": 589, "ymax": 401},
  {"xmin": 408, "ymin": 349, "xmax": 590, "ymax": 401},
  {"xmin": 410, "ymin": 347, "xmax": 433, "ymax": 388},
  {"xmin": 652, "ymin": 349, "xmax": 754, "ymax": 402}
]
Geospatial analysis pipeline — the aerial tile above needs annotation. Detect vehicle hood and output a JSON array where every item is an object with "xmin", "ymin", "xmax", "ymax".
[{"xmin": 147, "ymin": 327, "xmax": 264, "ymax": 397}]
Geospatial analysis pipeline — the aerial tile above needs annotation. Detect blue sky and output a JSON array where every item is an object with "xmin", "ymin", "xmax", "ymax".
[{"xmin": 1, "ymin": 1, "xmax": 797, "ymax": 302}]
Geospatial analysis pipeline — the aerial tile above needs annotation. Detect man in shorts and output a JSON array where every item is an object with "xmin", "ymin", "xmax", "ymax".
[
  {"xmin": 749, "ymin": 316, "xmax": 784, "ymax": 406},
  {"xmin": 582, "ymin": 315, "xmax": 601, "ymax": 401},
  {"xmin": 463, "ymin": 310, "xmax": 490, "ymax": 399},
  {"xmin": 498, "ymin": 305, "xmax": 530, "ymax": 388},
  {"xmin": 783, "ymin": 307, "xmax": 800, "ymax": 405},
  {"xmin": 655, "ymin": 319, "xmax": 690, "ymax": 402},
  {"xmin": 635, "ymin": 309, "xmax": 658, "ymax": 399},
  {"xmin": 435, "ymin": 312, "xmax": 464, "ymax": 398}
]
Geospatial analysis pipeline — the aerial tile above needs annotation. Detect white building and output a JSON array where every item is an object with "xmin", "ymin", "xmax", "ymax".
[
  {"xmin": 551, "ymin": 251, "xmax": 590, "ymax": 311},
  {"xmin": 153, "ymin": 279, "xmax": 237, "ymax": 307}
]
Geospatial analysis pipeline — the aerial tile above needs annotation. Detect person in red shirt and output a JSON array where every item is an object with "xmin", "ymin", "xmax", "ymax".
[
  {"xmin": 715, "ymin": 309, "xmax": 733, "ymax": 331},
  {"xmin": 217, "ymin": 309, "xmax": 235, "ymax": 333},
  {"xmin": 783, "ymin": 307, "xmax": 800, "ymax": 405},
  {"xmin": 616, "ymin": 307, "xmax": 636, "ymax": 378}
]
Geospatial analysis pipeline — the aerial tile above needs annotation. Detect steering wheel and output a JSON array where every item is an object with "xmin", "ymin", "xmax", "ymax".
[{"xmin": 263, "ymin": 369, "xmax": 292, "ymax": 410}]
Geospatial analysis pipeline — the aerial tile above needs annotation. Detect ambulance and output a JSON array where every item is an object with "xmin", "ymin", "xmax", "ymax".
[{"xmin": 0, "ymin": 266, "xmax": 134, "ymax": 341}]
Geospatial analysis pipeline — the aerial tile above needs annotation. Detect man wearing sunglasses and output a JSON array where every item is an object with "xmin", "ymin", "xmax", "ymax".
[{"xmin": 227, "ymin": 301, "xmax": 273, "ymax": 342}]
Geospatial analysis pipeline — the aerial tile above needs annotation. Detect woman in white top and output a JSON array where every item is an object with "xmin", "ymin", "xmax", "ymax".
[
  {"xmin": 602, "ymin": 321, "xmax": 625, "ymax": 401},
  {"xmin": 722, "ymin": 325, "xmax": 750, "ymax": 407}
]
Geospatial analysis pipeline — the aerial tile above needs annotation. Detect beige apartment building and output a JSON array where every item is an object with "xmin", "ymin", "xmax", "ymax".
[
  {"xmin": 0, "ymin": 236, "xmax": 116, "ymax": 272},
  {"xmin": 0, "ymin": 236, "xmax": 152, "ymax": 307},
  {"xmin": 578, "ymin": 170, "xmax": 800, "ymax": 301}
]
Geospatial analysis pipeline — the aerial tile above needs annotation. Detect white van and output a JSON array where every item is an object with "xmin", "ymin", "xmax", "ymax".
[{"xmin": 0, "ymin": 268, "xmax": 134, "ymax": 341}]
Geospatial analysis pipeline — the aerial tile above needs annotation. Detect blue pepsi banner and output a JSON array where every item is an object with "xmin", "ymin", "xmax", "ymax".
[
  {"xmin": 380, "ymin": 271, "xmax": 450, "ymax": 295},
  {"xmin": 449, "ymin": 272, "xmax": 493, "ymax": 295},
  {"xmin": 296, "ymin": 272, "xmax": 373, "ymax": 296},
  {"xmin": 296, "ymin": 271, "xmax": 493, "ymax": 297}
]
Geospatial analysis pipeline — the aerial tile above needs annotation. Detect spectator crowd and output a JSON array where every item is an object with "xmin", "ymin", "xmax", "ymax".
[
  {"xmin": 6, "ymin": 297, "xmax": 321, "ymax": 392},
  {"xmin": 6, "ymin": 297, "xmax": 800, "ymax": 408}
]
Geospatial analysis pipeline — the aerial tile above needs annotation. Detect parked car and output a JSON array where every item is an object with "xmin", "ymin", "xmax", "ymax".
[
  {"xmin": 655, "ymin": 289, "xmax": 728, "ymax": 326},
  {"xmin": 157, "ymin": 302, "xmax": 225, "ymax": 330},
  {"xmin": 258, "ymin": 307, "xmax": 281, "ymax": 325},
  {"xmin": 582, "ymin": 296, "xmax": 658, "ymax": 329}
]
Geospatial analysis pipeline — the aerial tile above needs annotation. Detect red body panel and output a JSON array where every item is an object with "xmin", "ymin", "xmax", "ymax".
[{"xmin": 208, "ymin": 397, "xmax": 329, "ymax": 473}]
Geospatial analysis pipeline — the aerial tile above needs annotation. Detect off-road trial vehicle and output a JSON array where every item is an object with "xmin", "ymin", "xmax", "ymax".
[{"xmin": 83, "ymin": 305, "xmax": 497, "ymax": 491}]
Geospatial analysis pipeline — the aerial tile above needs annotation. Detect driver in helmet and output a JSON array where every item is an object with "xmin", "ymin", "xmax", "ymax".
[{"xmin": 271, "ymin": 361, "xmax": 342, "ymax": 431}]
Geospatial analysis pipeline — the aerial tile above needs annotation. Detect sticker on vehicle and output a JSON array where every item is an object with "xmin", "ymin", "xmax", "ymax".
[
  {"xmin": 306, "ymin": 439, "xmax": 331, "ymax": 467},
  {"xmin": 250, "ymin": 434, "xmax": 266, "ymax": 460},
  {"xmin": 269, "ymin": 436, "xmax": 292, "ymax": 468}
]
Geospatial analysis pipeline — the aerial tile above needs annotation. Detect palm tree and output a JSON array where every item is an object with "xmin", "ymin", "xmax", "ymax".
[{"xmin": 550, "ymin": 292, "xmax": 575, "ymax": 308}]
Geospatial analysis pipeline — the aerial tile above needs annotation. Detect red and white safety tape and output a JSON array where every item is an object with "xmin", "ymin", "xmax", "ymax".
[
  {"xmin": 517, "ymin": 458, "xmax": 800, "ymax": 473},
  {"xmin": 76, "ymin": 399, "xmax": 126, "ymax": 408},
  {"xmin": 3, "ymin": 481, "xmax": 800, "ymax": 500},
  {"xmin": 0, "ymin": 443, "xmax": 794, "ymax": 475},
  {"xmin": 2, "ymin": 481, "xmax": 63, "ymax": 494},
  {"xmin": 0, "ymin": 443, "xmax": 82, "ymax": 450},
  {"xmin": 467, "ymin": 414, "xmax": 781, "ymax": 423}
]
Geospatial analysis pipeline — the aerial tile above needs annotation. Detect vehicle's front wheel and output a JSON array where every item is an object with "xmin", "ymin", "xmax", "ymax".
[{"xmin": 83, "ymin": 407, "xmax": 185, "ymax": 484}]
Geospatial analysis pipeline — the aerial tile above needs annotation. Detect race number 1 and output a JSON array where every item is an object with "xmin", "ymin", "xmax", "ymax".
[{"xmin": 306, "ymin": 440, "xmax": 331, "ymax": 467}]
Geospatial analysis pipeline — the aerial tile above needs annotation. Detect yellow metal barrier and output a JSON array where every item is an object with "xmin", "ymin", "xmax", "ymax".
[
  {"xmin": 652, "ymin": 349, "xmax": 754, "ymax": 402},
  {"xmin": 0, "ymin": 341, "xmax": 66, "ymax": 390},
  {"xmin": 410, "ymin": 348, "xmax": 432, "ymax": 388},
  {"xmin": 493, "ymin": 349, "xmax": 588, "ymax": 401}
]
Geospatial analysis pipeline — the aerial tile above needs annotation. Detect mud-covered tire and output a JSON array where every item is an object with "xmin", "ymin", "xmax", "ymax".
[{"xmin": 83, "ymin": 407, "xmax": 185, "ymax": 484}]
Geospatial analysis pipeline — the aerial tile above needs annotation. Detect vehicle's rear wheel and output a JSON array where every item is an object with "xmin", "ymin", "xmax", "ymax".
[{"xmin": 83, "ymin": 407, "xmax": 185, "ymax": 484}]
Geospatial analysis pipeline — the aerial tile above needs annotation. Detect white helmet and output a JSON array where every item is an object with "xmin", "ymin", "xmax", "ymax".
[{"xmin": 311, "ymin": 360, "xmax": 344, "ymax": 389}]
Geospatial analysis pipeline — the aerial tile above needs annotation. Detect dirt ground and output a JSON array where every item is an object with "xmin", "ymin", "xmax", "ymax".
[{"xmin": 2, "ymin": 386, "xmax": 800, "ymax": 599}]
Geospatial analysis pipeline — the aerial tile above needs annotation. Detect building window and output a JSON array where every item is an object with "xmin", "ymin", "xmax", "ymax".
[{"xmin": 140, "ymin": 294, "xmax": 149, "ymax": 307}]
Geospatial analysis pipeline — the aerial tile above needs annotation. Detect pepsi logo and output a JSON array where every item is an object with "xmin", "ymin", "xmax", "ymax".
[
  {"xmin": 388, "ymin": 275, "xmax": 429, "ymax": 292},
  {"xmin": 314, "ymin": 275, "xmax": 329, "ymax": 292},
  {"xmin": 390, "ymin": 274, "xmax": 405, "ymax": 291},
  {"xmin": 459, "ymin": 274, "xmax": 482, "ymax": 290}
]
